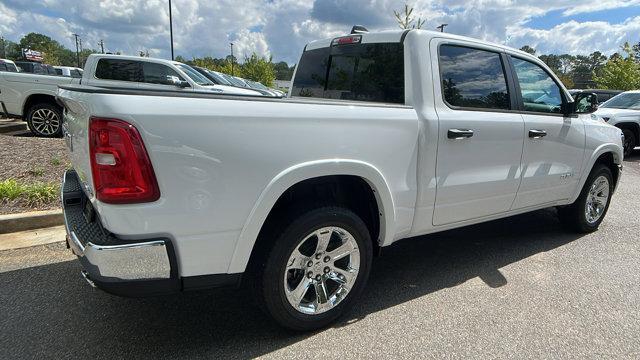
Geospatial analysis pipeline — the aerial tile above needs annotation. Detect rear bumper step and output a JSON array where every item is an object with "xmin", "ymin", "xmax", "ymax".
[{"xmin": 61, "ymin": 169, "xmax": 180, "ymax": 297}]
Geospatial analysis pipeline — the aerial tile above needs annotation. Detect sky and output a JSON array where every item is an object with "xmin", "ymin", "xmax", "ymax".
[{"xmin": 0, "ymin": 0, "xmax": 639, "ymax": 65}]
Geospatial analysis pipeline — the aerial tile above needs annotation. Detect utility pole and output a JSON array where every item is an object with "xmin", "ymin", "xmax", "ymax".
[
  {"xmin": 98, "ymin": 39, "xmax": 105, "ymax": 54},
  {"xmin": 73, "ymin": 33, "xmax": 80, "ymax": 67},
  {"xmin": 230, "ymin": 42, "xmax": 234, "ymax": 76},
  {"xmin": 168, "ymin": 0, "xmax": 174, "ymax": 60},
  {"xmin": 436, "ymin": 23, "xmax": 448, "ymax": 32},
  {"xmin": 0, "ymin": 36, "xmax": 5, "ymax": 59}
]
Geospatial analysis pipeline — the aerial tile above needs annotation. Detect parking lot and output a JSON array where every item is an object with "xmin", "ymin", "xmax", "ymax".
[{"xmin": 1, "ymin": 151, "xmax": 639, "ymax": 359}]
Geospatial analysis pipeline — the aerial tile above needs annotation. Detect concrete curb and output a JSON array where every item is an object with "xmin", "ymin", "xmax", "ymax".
[{"xmin": 0, "ymin": 210, "xmax": 63, "ymax": 234}]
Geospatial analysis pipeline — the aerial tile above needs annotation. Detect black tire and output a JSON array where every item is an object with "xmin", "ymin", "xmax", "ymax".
[
  {"xmin": 255, "ymin": 207, "xmax": 372, "ymax": 331},
  {"xmin": 26, "ymin": 103, "xmax": 63, "ymax": 138},
  {"xmin": 558, "ymin": 164, "xmax": 613, "ymax": 233},
  {"xmin": 621, "ymin": 128, "xmax": 636, "ymax": 158}
]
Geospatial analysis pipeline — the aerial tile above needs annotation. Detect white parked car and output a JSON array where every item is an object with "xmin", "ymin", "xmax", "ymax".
[
  {"xmin": 594, "ymin": 90, "xmax": 640, "ymax": 156},
  {"xmin": 53, "ymin": 66, "xmax": 83, "ymax": 78},
  {"xmin": 57, "ymin": 29, "xmax": 623, "ymax": 331},
  {"xmin": 0, "ymin": 65, "xmax": 80, "ymax": 137},
  {"xmin": 82, "ymin": 54, "xmax": 264, "ymax": 96},
  {"xmin": 0, "ymin": 59, "xmax": 19, "ymax": 72}
]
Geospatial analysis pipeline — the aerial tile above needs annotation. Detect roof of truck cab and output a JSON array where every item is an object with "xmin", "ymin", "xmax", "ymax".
[
  {"xmin": 87, "ymin": 53, "xmax": 178, "ymax": 65},
  {"xmin": 304, "ymin": 29, "xmax": 533, "ymax": 58}
]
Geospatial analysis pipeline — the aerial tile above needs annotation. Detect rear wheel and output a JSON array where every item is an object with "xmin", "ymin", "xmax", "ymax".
[
  {"xmin": 256, "ymin": 207, "xmax": 372, "ymax": 331},
  {"xmin": 558, "ymin": 164, "xmax": 613, "ymax": 233},
  {"xmin": 26, "ymin": 103, "xmax": 62, "ymax": 137},
  {"xmin": 622, "ymin": 128, "xmax": 636, "ymax": 158}
]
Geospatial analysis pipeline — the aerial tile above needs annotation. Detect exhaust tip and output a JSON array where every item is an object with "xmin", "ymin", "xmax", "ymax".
[{"xmin": 81, "ymin": 270, "xmax": 97, "ymax": 288}]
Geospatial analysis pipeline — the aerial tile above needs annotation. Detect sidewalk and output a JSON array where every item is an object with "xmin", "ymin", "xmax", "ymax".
[{"xmin": 0, "ymin": 225, "xmax": 65, "ymax": 251}]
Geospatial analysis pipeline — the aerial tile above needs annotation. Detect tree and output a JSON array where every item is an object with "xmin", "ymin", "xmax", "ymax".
[
  {"xmin": 393, "ymin": 4, "xmax": 425, "ymax": 29},
  {"xmin": 520, "ymin": 45, "xmax": 536, "ymax": 55},
  {"xmin": 593, "ymin": 42, "xmax": 640, "ymax": 90},
  {"xmin": 239, "ymin": 53, "xmax": 276, "ymax": 86},
  {"xmin": 274, "ymin": 61, "xmax": 295, "ymax": 80},
  {"xmin": 539, "ymin": 54, "xmax": 562, "ymax": 73}
]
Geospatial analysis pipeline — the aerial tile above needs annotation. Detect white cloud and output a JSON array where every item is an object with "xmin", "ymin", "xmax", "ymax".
[{"xmin": 0, "ymin": 0, "xmax": 639, "ymax": 64}]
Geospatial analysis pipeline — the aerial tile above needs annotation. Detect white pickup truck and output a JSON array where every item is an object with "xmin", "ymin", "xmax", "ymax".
[
  {"xmin": 0, "ymin": 55, "xmax": 262, "ymax": 137},
  {"xmin": 57, "ymin": 29, "xmax": 623, "ymax": 331}
]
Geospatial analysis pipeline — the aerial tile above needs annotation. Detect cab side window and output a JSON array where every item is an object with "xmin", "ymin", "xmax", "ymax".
[
  {"xmin": 95, "ymin": 59, "xmax": 143, "ymax": 82},
  {"xmin": 511, "ymin": 57, "xmax": 563, "ymax": 114},
  {"xmin": 439, "ymin": 45, "xmax": 510, "ymax": 110}
]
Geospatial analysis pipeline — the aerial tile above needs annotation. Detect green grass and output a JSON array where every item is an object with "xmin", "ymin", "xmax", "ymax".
[
  {"xmin": 0, "ymin": 179, "xmax": 59, "ymax": 205},
  {"xmin": 0, "ymin": 179, "xmax": 23, "ymax": 200},
  {"xmin": 28, "ymin": 167, "xmax": 45, "ymax": 177},
  {"xmin": 50, "ymin": 156, "xmax": 62, "ymax": 166}
]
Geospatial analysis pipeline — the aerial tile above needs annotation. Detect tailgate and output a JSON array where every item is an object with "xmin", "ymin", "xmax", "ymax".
[{"xmin": 57, "ymin": 88, "xmax": 95, "ymax": 199}]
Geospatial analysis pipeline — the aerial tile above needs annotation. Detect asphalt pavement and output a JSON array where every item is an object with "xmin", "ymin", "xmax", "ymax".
[{"xmin": 1, "ymin": 151, "xmax": 639, "ymax": 359}]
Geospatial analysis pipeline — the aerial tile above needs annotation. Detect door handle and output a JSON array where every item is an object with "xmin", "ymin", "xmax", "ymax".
[
  {"xmin": 448, "ymin": 129, "xmax": 474, "ymax": 139},
  {"xmin": 529, "ymin": 129, "xmax": 547, "ymax": 139}
]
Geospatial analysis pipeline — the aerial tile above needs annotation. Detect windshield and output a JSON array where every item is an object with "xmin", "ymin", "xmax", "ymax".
[
  {"xmin": 600, "ymin": 93, "xmax": 640, "ymax": 109},
  {"xmin": 207, "ymin": 70, "xmax": 232, "ymax": 85},
  {"xmin": 249, "ymin": 81, "xmax": 269, "ymax": 90},
  {"xmin": 222, "ymin": 73, "xmax": 246, "ymax": 87},
  {"xmin": 175, "ymin": 63, "xmax": 215, "ymax": 86}
]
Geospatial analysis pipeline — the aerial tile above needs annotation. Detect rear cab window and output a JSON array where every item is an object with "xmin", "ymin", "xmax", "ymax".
[{"xmin": 291, "ymin": 37, "xmax": 404, "ymax": 104}]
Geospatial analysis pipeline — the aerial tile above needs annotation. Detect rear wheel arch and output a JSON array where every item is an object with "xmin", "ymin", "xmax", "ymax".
[
  {"xmin": 227, "ymin": 160, "xmax": 395, "ymax": 274},
  {"xmin": 22, "ymin": 93, "xmax": 60, "ymax": 119}
]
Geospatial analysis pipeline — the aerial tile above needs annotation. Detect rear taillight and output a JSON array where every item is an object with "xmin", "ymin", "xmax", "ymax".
[{"xmin": 89, "ymin": 117, "xmax": 160, "ymax": 204}]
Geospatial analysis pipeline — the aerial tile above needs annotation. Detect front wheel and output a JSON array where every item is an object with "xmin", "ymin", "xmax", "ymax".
[
  {"xmin": 26, "ymin": 103, "xmax": 62, "ymax": 138},
  {"xmin": 558, "ymin": 164, "xmax": 613, "ymax": 233},
  {"xmin": 257, "ymin": 207, "xmax": 372, "ymax": 331}
]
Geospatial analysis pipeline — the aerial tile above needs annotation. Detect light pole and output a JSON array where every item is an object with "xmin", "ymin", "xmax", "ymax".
[
  {"xmin": 73, "ymin": 33, "xmax": 80, "ymax": 67},
  {"xmin": 437, "ymin": 23, "xmax": 448, "ymax": 32},
  {"xmin": 230, "ymin": 42, "xmax": 234, "ymax": 76},
  {"xmin": 168, "ymin": 0, "xmax": 174, "ymax": 60},
  {"xmin": 98, "ymin": 39, "xmax": 105, "ymax": 54}
]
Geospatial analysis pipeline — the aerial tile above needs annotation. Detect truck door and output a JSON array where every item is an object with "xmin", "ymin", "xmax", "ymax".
[
  {"xmin": 430, "ymin": 40, "xmax": 525, "ymax": 226},
  {"xmin": 507, "ymin": 56, "xmax": 585, "ymax": 209}
]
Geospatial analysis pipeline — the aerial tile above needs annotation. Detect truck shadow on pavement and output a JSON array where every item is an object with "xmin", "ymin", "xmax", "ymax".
[{"xmin": 2, "ymin": 208, "xmax": 586, "ymax": 359}]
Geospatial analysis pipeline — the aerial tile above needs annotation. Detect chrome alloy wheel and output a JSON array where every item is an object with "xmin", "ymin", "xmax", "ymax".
[
  {"xmin": 30, "ymin": 108, "xmax": 60, "ymax": 136},
  {"xmin": 283, "ymin": 226, "xmax": 360, "ymax": 315},
  {"xmin": 585, "ymin": 175, "xmax": 610, "ymax": 224}
]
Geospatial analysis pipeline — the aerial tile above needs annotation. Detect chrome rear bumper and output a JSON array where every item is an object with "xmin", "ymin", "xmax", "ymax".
[{"xmin": 61, "ymin": 170, "xmax": 179, "ymax": 296}]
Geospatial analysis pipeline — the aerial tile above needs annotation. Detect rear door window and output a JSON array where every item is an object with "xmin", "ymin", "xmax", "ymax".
[
  {"xmin": 438, "ymin": 45, "xmax": 510, "ymax": 110},
  {"xmin": 142, "ymin": 62, "xmax": 183, "ymax": 84},
  {"xmin": 291, "ymin": 42, "xmax": 404, "ymax": 104},
  {"xmin": 95, "ymin": 59, "xmax": 143, "ymax": 82}
]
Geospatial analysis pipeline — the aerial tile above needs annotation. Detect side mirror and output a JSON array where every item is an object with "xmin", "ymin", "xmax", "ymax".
[
  {"xmin": 165, "ymin": 75, "xmax": 190, "ymax": 88},
  {"xmin": 571, "ymin": 92, "xmax": 598, "ymax": 114}
]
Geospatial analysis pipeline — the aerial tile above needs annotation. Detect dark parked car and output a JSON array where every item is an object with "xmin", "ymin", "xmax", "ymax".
[
  {"xmin": 569, "ymin": 89, "xmax": 623, "ymax": 105},
  {"xmin": 14, "ymin": 61, "xmax": 57, "ymax": 75}
]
